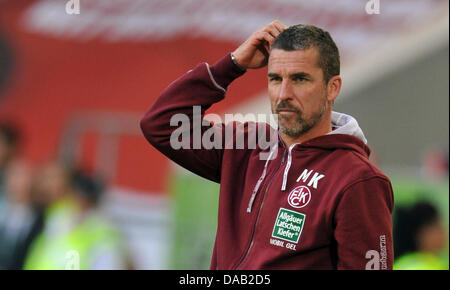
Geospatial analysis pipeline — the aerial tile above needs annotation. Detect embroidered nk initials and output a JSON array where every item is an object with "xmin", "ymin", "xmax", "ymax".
[{"xmin": 296, "ymin": 169, "xmax": 325, "ymax": 189}]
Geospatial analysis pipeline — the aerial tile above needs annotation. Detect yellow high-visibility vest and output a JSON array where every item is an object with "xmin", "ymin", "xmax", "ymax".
[
  {"xmin": 394, "ymin": 252, "xmax": 448, "ymax": 270},
  {"xmin": 24, "ymin": 200, "xmax": 125, "ymax": 270}
]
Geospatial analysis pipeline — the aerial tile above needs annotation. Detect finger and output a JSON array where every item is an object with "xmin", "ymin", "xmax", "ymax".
[
  {"xmin": 263, "ymin": 24, "xmax": 282, "ymax": 39},
  {"xmin": 272, "ymin": 20, "xmax": 288, "ymax": 33},
  {"xmin": 261, "ymin": 32, "xmax": 275, "ymax": 52},
  {"xmin": 255, "ymin": 31, "xmax": 275, "ymax": 46}
]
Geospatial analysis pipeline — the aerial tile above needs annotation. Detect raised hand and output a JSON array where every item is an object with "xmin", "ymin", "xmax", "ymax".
[{"xmin": 232, "ymin": 20, "xmax": 287, "ymax": 70}]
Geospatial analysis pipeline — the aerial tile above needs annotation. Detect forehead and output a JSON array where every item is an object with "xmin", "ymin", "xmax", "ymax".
[{"xmin": 268, "ymin": 48, "xmax": 321, "ymax": 74}]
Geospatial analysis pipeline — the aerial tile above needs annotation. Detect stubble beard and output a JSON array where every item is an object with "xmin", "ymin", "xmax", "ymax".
[{"xmin": 275, "ymin": 95, "xmax": 328, "ymax": 138}]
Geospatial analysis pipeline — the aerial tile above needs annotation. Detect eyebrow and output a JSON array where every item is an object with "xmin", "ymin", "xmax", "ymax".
[
  {"xmin": 267, "ymin": 72, "xmax": 312, "ymax": 79},
  {"xmin": 291, "ymin": 72, "xmax": 312, "ymax": 79},
  {"xmin": 267, "ymin": 73, "xmax": 280, "ymax": 79}
]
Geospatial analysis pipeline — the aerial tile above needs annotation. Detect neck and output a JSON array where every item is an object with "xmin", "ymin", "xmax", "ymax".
[{"xmin": 280, "ymin": 110, "xmax": 332, "ymax": 148}]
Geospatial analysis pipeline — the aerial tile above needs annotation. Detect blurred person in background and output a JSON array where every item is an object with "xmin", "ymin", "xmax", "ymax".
[
  {"xmin": 422, "ymin": 147, "xmax": 449, "ymax": 182},
  {"xmin": 393, "ymin": 201, "xmax": 448, "ymax": 270},
  {"xmin": 0, "ymin": 123, "xmax": 20, "ymax": 206},
  {"xmin": 0, "ymin": 160, "xmax": 44, "ymax": 269},
  {"xmin": 0, "ymin": 123, "xmax": 43, "ymax": 270},
  {"xmin": 24, "ymin": 163, "xmax": 129, "ymax": 270},
  {"xmin": 28, "ymin": 160, "xmax": 79, "ymax": 235},
  {"xmin": 21, "ymin": 161, "xmax": 78, "ymax": 269}
]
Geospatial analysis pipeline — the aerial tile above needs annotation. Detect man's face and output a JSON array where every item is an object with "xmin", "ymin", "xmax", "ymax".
[{"xmin": 268, "ymin": 48, "xmax": 329, "ymax": 138}]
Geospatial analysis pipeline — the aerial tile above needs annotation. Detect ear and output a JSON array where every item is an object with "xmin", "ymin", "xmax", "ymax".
[{"xmin": 326, "ymin": 75, "xmax": 342, "ymax": 103}]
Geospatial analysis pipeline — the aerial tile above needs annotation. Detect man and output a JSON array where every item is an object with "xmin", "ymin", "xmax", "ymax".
[{"xmin": 140, "ymin": 21, "xmax": 394, "ymax": 270}]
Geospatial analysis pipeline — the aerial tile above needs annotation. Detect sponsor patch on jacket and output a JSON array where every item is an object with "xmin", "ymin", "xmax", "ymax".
[{"xmin": 271, "ymin": 208, "xmax": 306, "ymax": 244}]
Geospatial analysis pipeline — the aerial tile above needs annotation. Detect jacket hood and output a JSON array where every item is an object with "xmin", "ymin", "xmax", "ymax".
[{"xmin": 329, "ymin": 111, "xmax": 367, "ymax": 144}]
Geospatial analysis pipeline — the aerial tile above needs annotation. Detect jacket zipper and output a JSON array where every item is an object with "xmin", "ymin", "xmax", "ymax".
[
  {"xmin": 234, "ymin": 149, "xmax": 287, "ymax": 269},
  {"xmin": 281, "ymin": 143, "xmax": 299, "ymax": 191}
]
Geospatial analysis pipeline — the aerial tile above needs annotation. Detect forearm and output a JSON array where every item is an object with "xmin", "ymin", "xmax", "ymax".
[{"xmin": 140, "ymin": 54, "xmax": 246, "ymax": 181}]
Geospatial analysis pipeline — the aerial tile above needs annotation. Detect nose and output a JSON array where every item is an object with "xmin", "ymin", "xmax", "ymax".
[{"xmin": 278, "ymin": 79, "xmax": 293, "ymax": 103}]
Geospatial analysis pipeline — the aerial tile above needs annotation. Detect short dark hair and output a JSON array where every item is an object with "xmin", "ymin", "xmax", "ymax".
[
  {"xmin": 72, "ymin": 169, "xmax": 105, "ymax": 205},
  {"xmin": 271, "ymin": 24, "xmax": 340, "ymax": 83}
]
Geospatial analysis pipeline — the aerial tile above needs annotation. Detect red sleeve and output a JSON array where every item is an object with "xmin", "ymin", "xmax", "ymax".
[
  {"xmin": 334, "ymin": 176, "xmax": 394, "ymax": 270},
  {"xmin": 140, "ymin": 54, "xmax": 246, "ymax": 183}
]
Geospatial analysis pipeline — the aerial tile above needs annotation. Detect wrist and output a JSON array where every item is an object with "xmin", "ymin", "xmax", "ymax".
[
  {"xmin": 230, "ymin": 53, "xmax": 247, "ymax": 72},
  {"xmin": 209, "ymin": 54, "xmax": 247, "ymax": 90}
]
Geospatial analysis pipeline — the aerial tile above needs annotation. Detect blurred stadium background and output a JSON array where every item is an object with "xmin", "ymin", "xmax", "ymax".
[{"xmin": 0, "ymin": 0, "xmax": 448, "ymax": 269}]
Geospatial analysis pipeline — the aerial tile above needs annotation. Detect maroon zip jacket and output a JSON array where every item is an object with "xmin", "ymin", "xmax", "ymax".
[{"xmin": 140, "ymin": 54, "xmax": 394, "ymax": 270}]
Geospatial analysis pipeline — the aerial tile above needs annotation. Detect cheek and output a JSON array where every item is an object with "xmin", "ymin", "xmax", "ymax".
[{"xmin": 292, "ymin": 86, "xmax": 323, "ymax": 111}]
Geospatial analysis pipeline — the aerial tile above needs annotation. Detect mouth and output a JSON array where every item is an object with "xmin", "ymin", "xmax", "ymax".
[
  {"xmin": 277, "ymin": 109, "xmax": 299, "ymax": 116},
  {"xmin": 275, "ymin": 101, "xmax": 301, "ymax": 117}
]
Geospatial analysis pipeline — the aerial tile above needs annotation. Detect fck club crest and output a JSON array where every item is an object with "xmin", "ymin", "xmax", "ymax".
[{"xmin": 287, "ymin": 186, "xmax": 311, "ymax": 209}]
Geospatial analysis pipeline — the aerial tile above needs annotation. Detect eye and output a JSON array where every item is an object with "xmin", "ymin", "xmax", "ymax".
[
  {"xmin": 268, "ymin": 76, "xmax": 282, "ymax": 82},
  {"xmin": 292, "ymin": 75, "xmax": 308, "ymax": 82}
]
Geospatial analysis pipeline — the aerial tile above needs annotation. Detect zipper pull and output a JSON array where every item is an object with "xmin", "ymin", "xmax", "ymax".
[{"xmin": 281, "ymin": 150, "xmax": 286, "ymax": 165}]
